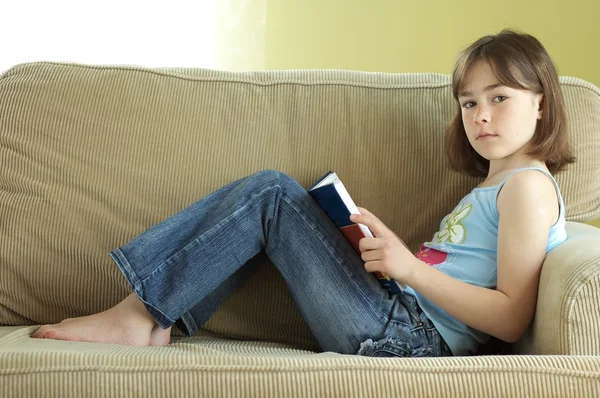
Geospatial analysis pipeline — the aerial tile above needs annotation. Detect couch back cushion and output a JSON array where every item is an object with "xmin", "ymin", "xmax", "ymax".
[{"xmin": 1, "ymin": 63, "xmax": 599, "ymax": 348}]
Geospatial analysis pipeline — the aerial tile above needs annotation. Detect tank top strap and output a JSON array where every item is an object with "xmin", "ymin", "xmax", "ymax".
[{"xmin": 497, "ymin": 167, "xmax": 564, "ymax": 220}]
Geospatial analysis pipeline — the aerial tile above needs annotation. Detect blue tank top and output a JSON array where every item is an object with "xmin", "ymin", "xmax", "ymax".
[{"xmin": 404, "ymin": 167, "xmax": 567, "ymax": 355}]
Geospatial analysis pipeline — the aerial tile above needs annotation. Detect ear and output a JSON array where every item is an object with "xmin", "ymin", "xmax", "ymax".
[{"xmin": 535, "ymin": 93, "xmax": 544, "ymax": 119}]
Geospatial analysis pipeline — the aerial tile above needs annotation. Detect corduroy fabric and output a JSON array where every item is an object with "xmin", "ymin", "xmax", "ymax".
[
  {"xmin": 1, "ymin": 326, "xmax": 600, "ymax": 398},
  {"xmin": 513, "ymin": 222, "xmax": 600, "ymax": 355},
  {"xmin": 1, "ymin": 62, "xmax": 600, "ymax": 396}
]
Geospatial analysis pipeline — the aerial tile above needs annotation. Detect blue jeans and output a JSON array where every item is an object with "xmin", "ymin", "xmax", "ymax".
[{"xmin": 109, "ymin": 170, "xmax": 452, "ymax": 357}]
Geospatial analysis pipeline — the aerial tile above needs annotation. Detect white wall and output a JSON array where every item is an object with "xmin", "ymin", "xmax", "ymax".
[{"xmin": 1, "ymin": 0, "xmax": 217, "ymax": 73}]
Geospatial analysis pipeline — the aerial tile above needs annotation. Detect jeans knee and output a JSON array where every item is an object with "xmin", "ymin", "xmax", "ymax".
[
  {"xmin": 252, "ymin": 169, "xmax": 286, "ymax": 182},
  {"xmin": 252, "ymin": 170, "xmax": 303, "ymax": 194}
]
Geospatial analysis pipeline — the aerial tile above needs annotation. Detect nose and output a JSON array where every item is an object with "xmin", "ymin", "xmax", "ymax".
[{"xmin": 473, "ymin": 105, "xmax": 490, "ymax": 124}]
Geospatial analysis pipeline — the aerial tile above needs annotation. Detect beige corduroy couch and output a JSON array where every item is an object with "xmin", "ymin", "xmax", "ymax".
[{"xmin": 1, "ymin": 62, "xmax": 600, "ymax": 397}]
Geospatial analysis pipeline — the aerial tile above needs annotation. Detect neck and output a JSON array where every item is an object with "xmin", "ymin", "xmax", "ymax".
[{"xmin": 487, "ymin": 156, "xmax": 546, "ymax": 180}]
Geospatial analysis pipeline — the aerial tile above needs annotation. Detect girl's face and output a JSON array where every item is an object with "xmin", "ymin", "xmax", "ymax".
[{"xmin": 458, "ymin": 60, "xmax": 544, "ymax": 163}]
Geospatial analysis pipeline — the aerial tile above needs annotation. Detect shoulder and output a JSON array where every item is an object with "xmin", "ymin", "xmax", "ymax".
[{"xmin": 497, "ymin": 169, "xmax": 559, "ymax": 227}]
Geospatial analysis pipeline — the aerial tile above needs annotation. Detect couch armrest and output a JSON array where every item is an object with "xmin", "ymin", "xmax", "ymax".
[{"xmin": 513, "ymin": 221, "xmax": 600, "ymax": 355}]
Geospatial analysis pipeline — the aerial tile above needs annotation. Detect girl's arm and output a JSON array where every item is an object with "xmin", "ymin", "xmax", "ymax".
[{"xmin": 352, "ymin": 170, "xmax": 559, "ymax": 343}]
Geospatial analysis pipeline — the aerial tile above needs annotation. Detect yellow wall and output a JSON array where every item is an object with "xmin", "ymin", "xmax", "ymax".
[
  {"xmin": 265, "ymin": 0, "xmax": 600, "ymax": 228},
  {"xmin": 265, "ymin": 0, "xmax": 599, "ymax": 87}
]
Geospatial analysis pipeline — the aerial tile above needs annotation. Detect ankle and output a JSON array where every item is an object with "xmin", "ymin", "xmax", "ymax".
[{"xmin": 118, "ymin": 293, "xmax": 157, "ymax": 327}]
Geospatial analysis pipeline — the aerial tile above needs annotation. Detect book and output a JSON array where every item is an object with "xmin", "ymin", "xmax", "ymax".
[{"xmin": 308, "ymin": 171, "xmax": 406, "ymax": 294}]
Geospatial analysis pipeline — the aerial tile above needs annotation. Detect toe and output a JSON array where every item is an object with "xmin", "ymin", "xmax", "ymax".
[
  {"xmin": 31, "ymin": 325, "xmax": 48, "ymax": 339},
  {"xmin": 44, "ymin": 329, "xmax": 60, "ymax": 340}
]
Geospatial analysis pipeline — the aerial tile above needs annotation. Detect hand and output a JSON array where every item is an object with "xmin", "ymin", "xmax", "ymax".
[{"xmin": 349, "ymin": 207, "xmax": 420, "ymax": 284}]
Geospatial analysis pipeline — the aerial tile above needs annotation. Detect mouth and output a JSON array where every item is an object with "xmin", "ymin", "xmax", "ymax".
[{"xmin": 476, "ymin": 132, "xmax": 498, "ymax": 140}]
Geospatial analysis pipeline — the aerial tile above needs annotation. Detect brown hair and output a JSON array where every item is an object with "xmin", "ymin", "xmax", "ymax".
[{"xmin": 445, "ymin": 29, "xmax": 576, "ymax": 177}]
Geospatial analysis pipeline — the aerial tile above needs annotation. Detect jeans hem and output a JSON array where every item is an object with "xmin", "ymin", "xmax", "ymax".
[
  {"xmin": 179, "ymin": 311, "xmax": 199, "ymax": 336},
  {"xmin": 108, "ymin": 248, "xmax": 177, "ymax": 330}
]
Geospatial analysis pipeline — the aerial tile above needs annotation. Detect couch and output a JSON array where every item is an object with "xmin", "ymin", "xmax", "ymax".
[{"xmin": 1, "ymin": 62, "xmax": 599, "ymax": 397}]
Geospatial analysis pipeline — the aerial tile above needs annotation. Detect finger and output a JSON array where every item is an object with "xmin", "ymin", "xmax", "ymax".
[
  {"xmin": 349, "ymin": 213, "xmax": 379, "ymax": 239},
  {"xmin": 358, "ymin": 237, "xmax": 382, "ymax": 252},
  {"xmin": 364, "ymin": 260, "xmax": 383, "ymax": 273},
  {"xmin": 349, "ymin": 210, "xmax": 368, "ymax": 225},
  {"xmin": 354, "ymin": 207, "xmax": 389, "ymax": 238},
  {"xmin": 361, "ymin": 249, "xmax": 381, "ymax": 263},
  {"xmin": 349, "ymin": 213, "xmax": 364, "ymax": 225}
]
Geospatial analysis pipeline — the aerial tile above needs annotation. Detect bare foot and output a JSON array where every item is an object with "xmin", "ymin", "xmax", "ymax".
[
  {"xmin": 31, "ymin": 293, "xmax": 172, "ymax": 346},
  {"xmin": 150, "ymin": 325, "xmax": 172, "ymax": 346}
]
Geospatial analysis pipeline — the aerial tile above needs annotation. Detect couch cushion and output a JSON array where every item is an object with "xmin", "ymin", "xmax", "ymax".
[
  {"xmin": 2, "ymin": 326, "xmax": 600, "ymax": 398},
  {"xmin": 1, "ymin": 63, "xmax": 599, "ymax": 345}
]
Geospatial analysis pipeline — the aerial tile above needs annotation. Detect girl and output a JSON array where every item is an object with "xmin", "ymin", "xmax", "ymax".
[{"xmin": 32, "ymin": 29, "xmax": 575, "ymax": 357}]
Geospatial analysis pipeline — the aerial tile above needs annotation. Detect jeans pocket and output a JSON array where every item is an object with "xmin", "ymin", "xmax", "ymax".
[
  {"xmin": 356, "ymin": 337, "xmax": 412, "ymax": 358},
  {"xmin": 398, "ymin": 292, "xmax": 423, "ymax": 324},
  {"xmin": 408, "ymin": 325, "xmax": 437, "ymax": 357}
]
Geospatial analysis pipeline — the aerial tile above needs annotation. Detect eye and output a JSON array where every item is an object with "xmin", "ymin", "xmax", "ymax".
[{"xmin": 462, "ymin": 96, "xmax": 506, "ymax": 109}]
